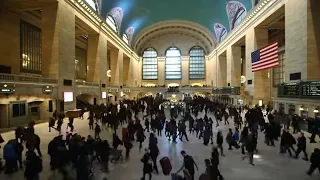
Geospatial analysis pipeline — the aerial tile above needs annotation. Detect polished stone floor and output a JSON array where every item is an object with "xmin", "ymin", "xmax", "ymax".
[{"xmin": 0, "ymin": 110, "xmax": 319, "ymax": 180}]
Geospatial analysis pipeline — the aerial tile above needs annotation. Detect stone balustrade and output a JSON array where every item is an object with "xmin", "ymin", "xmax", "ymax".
[{"xmin": 0, "ymin": 73, "xmax": 58, "ymax": 84}]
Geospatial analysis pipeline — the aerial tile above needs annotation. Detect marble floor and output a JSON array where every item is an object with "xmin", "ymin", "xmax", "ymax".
[{"xmin": 0, "ymin": 110, "xmax": 319, "ymax": 180}]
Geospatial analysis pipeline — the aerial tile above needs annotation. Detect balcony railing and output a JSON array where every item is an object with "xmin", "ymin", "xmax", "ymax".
[
  {"xmin": 0, "ymin": 73, "xmax": 58, "ymax": 84},
  {"xmin": 76, "ymin": 81, "xmax": 100, "ymax": 87}
]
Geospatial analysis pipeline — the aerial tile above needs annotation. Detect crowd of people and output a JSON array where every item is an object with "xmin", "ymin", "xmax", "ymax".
[{"xmin": 0, "ymin": 95, "xmax": 319, "ymax": 180}]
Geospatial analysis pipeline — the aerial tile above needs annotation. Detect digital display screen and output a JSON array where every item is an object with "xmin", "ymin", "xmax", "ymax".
[
  {"xmin": 63, "ymin": 92, "xmax": 74, "ymax": 102},
  {"xmin": 102, "ymin": 92, "xmax": 107, "ymax": 99}
]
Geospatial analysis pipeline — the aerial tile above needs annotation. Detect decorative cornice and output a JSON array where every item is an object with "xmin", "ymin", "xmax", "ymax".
[
  {"xmin": 66, "ymin": 0, "xmax": 139, "ymax": 61},
  {"xmin": 133, "ymin": 20, "xmax": 217, "ymax": 54},
  {"xmin": 208, "ymin": 0, "xmax": 281, "ymax": 59}
]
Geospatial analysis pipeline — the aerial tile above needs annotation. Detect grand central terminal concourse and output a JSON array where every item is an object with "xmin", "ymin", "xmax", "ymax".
[{"xmin": 0, "ymin": 0, "xmax": 319, "ymax": 179}]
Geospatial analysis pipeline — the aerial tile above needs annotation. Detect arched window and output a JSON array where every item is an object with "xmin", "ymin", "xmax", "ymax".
[
  {"xmin": 220, "ymin": 29, "xmax": 227, "ymax": 42},
  {"xmin": 122, "ymin": 33, "xmax": 129, "ymax": 44},
  {"xmin": 106, "ymin": 15, "xmax": 117, "ymax": 32},
  {"xmin": 189, "ymin": 46, "xmax": 205, "ymax": 79},
  {"xmin": 214, "ymin": 23, "xmax": 228, "ymax": 43},
  {"xmin": 165, "ymin": 47, "xmax": 182, "ymax": 80},
  {"xmin": 142, "ymin": 48, "xmax": 158, "ymax": 80},
  {"xmin": 226, "ymin": 1, "xmax": 247, "ymax": 30},
  {"xmin": 233, "ymin": 8, "xmax": 246, "ymax": 28}
]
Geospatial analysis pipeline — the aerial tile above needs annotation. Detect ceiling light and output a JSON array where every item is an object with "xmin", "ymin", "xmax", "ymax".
[
  {"xmin": 299, "ymin": 107, "xmax": 304, "ymax": 111},
  {"xmin": 314, "ymin": 109, "xmax": 319, "ymax": 113},
  {"xmin": 4, "ymin": 84, "xmax": 7, "ymax": 87}
]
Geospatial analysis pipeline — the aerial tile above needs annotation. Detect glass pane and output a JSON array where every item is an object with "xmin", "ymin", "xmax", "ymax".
[
  {"xmin": 189, "ymin": 47, "xmax": 205, "ymax": 79},
  {"xmin": 165, "ymin": 47, "xmax": 182, "ymax": 79},
  {"xmin": 142, "ymin": 48, "xmax": 158, "ymax": 80}
]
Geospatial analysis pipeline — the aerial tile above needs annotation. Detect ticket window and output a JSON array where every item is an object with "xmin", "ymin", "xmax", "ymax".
[
  {"xmin": 288, "ymin": 104, "xmax": 296, "ymax": 116},
  {"xmin": 279, "ymin": 103, "xmax": 285, "ymax": 114}
]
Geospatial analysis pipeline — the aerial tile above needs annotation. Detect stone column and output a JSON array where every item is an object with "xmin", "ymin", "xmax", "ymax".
[
  {"xmin": 110, "ymin": 48, "xmax": 123, "ymax": 87},
  {"xmin": 42, "ymin": 1, "xmax": 76, "ymax": 110},
  {"xmin": 123, "ymin": 56, "xmax": 130, "ymax": 87},
  {"xmin": 227, "ymin": 45, "xmax": 241, "ymax": 87},
  {"xmin": 181, "ymin": 56, "xmax": 189, "ymax": 86},
  {"xmin": 87, "ymin": 34, "xmax": 107, "ymax": 84},
  {"xmin": 245, "ymin": 27, "xmax": 270, "ymax": 105},
  {"xmin": 217, "ymin": 55, "xmax": 227, "ymax": 88},
  {"xmin": 87, "ymin": 34, "xmax": 108, "ymax": 104}
]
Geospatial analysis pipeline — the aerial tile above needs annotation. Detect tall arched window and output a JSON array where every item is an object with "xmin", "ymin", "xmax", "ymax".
[
  {"xmin": 233, "ymin": 8, "xmax": 246, "ymax": 28},
  {"xmin": 142, "ymin": 48, "xmax": 158, "ymax": 80},
  {"xmin": 106, "ymin": 15, "xmax": 117, "ymax": 32},
  {"xmin": 122, "ymin": 33, "xmax": 129, "ymax": 44},
  {"xmin": 165, "ymin": 47, "xmax": 182, "ymax": 80},
  {"xmin": 189, "ymin": 46, "xmax": 205, "ymax": 79}
]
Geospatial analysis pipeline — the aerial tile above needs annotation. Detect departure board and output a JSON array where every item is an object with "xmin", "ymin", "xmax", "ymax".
[
  {"xmin": 283, "ymin": 84, "xmax": 300, "ymax": 96},
  {"xmin": 301, "ymin": 82, "xmax": 320, "ymax": 97}
]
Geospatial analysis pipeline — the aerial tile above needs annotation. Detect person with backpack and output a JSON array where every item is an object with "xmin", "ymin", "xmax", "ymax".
[{"xmin": 24, "ymin": 149, "xmax": 42, "ymax": 180}]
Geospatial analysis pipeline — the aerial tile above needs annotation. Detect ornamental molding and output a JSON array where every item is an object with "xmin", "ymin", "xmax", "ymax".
[{"xmin": 133, "ymin": 20, "xmax": 217, "ymax": 55}]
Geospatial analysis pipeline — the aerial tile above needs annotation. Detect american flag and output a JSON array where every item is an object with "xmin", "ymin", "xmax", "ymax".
[{"xmin": 251, "ymin": 42, "xmax": 279, "ymax": 72}]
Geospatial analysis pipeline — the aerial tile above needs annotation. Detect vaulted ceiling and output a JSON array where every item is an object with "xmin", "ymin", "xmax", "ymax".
[{"xmin": 86, "ymin": 0, "xmax": 255, "ymax": 46}]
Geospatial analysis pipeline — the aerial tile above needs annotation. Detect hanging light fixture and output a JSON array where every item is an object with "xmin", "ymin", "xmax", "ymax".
[
  {"xmin": 299, "ymin": 105, "xmax": 304, "ymax": 111},
  {"xmin": 314, "ymin": 107, "xmax": 319, "ymax": 113}
]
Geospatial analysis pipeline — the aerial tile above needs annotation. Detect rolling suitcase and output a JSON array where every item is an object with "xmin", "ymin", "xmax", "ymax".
[{"xmin": 160, "ymin": 157, "xmax": 172, "ymax": 175}]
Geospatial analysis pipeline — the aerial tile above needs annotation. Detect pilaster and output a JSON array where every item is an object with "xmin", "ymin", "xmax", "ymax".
[
  {"xmin": 181, "ymin": 56, "xmax": 189, "ymax": 86},
  {"xmin": 42, "ymin": 1, "xmax": 75, "ymax": 110},
  {"xmin": 87, "ymin": 34, "xmax": 108, "ymax": 85},
  {"xmin": 227, "ymin": 45, "xmax": 241, "ymax": 87},
  {"xmin": 217, "ymin": 55, "xmax": 227, "ymax": 88},
  {"xmin": 158, "ymin": 57, "xmax": 165, "ymax": 86}
]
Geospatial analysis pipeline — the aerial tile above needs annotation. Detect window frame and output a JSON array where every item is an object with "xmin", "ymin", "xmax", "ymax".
[
  {"xmin": 273, "ymin": 51, "xmax": 285, "ymax": 86},
  {"xmin": 189, "ymin": 46, "xmax": 206, "ymax": 79},
  {"xmin": 20, "ymin": 20, "xmax": 42, "ymax": 74},
  {"xmin": 12, "ymin": 103, "xmax": 26, "ymax": 118},
  {"xmin": 219, "ymin": 28, "xmax": 227, "ymax": 42},
  {"xmin": 142, "ymin": 48, "xmax": 158, "ymax": 80},
  {"xmin": 233, "ymin": 8, "xmax": 246, "ymax": 29},
  {"xmin": 106, "ymin": 15, "xmax": 118, "ymax": 33},
  {"xmin": 165, "ymin": 47, "xmax": 182, "ymax": 80},
  {"xmin": 122, "ymin": 33, "xmax": 129, "ymax": 44}
]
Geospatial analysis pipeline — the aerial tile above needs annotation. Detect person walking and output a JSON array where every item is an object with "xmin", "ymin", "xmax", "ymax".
[
  {"xmin": 295, "ymin": 132, "xmax": 308, "ymax": 161},
  {"xmin": 176, "ymin": 150, "xmax": 198, "ymax": 180}
]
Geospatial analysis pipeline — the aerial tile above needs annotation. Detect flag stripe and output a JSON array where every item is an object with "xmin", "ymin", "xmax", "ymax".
[
  {"xmin": 252, "ymin": 56, "xmax": 278, "ymax": 67},
  {"xmin": 251, "ymin": 42, "xmax": 279, "ymax": 72},
  {"xmin": 252, "ymin": 62, "xmax": 279, "ymax": 72},
  {"xmin": 252, "ymin": 58, "xmax": 278, "ymax": 69}
]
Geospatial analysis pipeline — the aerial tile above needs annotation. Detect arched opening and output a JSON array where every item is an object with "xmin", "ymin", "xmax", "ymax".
[
  {"xmin": 165, "ymin": 47, "xmax": 182, "ymax": 80},
  {"xmin": 142, "ymin": 48, "xmax": 158, "ymax": 80},
  {"xmin": 189, "ymin": 46, "xmax": 205, "ymax": 79},
  {"xmin": 106, "ymin": 15, "xmax": 117, "ymax": 33},
  {"xmin": 122, "ymin": 33, "xmax": 129, "ymax": 44},
  {"xmin": 233, "ymin": 8, "xmax": 246, "ymax": 29}
]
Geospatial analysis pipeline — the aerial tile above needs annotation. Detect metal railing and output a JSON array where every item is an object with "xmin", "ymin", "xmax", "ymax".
[
  {"xmin": 0, "ymin": 73, "xmax": 58, "ymax": 84},
  {"xmin": 76, "ymin": 81, "xmax": 100, "ymax": 87}
]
